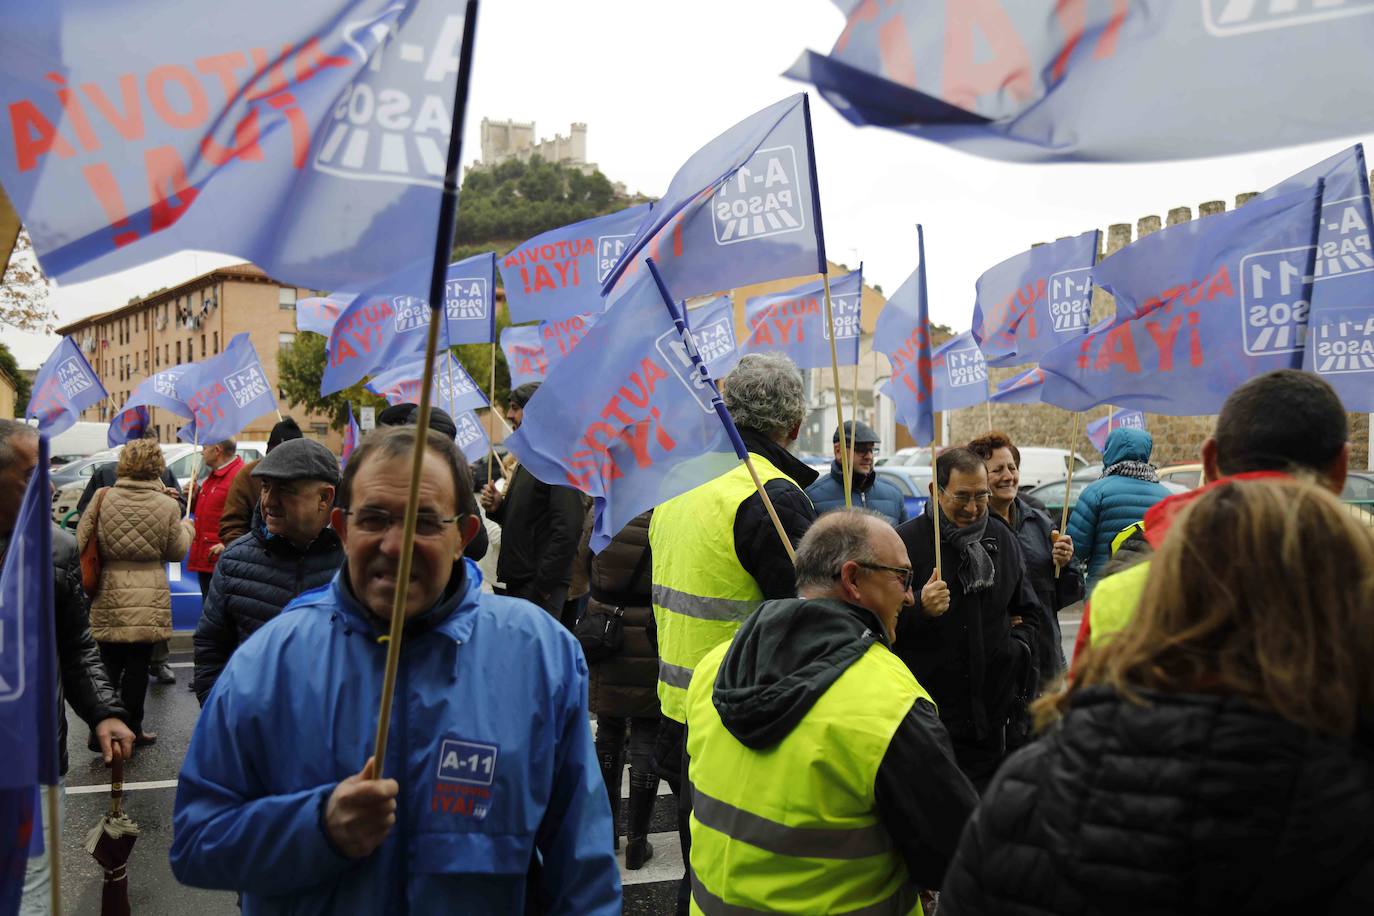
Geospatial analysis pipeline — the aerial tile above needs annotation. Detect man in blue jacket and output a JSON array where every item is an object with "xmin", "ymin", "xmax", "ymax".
[
  {"xmin": 806, "ymin": 421, "xmax": 908, "ymax": 525},
  {"xmin": 170, "ymin": 426, "xmax": 619, "ymax": 914}
]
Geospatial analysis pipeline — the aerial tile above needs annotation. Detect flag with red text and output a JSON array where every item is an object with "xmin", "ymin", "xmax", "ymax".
[{"xmin": 874, "ymin": 227, "xmax": 934, "ymax": 445}]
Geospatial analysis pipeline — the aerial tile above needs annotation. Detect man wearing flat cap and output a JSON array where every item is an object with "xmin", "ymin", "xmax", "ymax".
[
  {"xmin": 193, "ymin": 438, "xmax": 344, "ymax": 703},
  {"xmin": 806, "ymin": 421, "xmax": 909, "ymax": 526}
]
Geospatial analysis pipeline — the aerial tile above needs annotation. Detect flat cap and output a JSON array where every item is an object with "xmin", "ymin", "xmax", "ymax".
[
  {"xmin": 251, "ymin": 437, "xmax": 340, "ymax": 485},
  {"xmin": 834, "ymin": 420, "xmax": 880, "ymax": 444}
]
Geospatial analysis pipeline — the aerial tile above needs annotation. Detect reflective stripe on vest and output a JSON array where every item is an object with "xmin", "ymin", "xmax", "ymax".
[
  {"xmin": 649, "ymin": 455, "xmax": 793, "ymax": 723},
  {"xmin": 686, "ymin": 639, "xmax": 927, "ymax": 916},
  {"xmin": 1088, "ymin": 559, "xmax": 1151, "ymax": 648}
]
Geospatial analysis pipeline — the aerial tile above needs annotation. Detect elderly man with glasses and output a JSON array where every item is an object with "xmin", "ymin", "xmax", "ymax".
[
  {"xmin": 805, "ymin": 420, "xmax": 908, "ymax": 524},
  {"xmin": 684, "ymin": 509, "xmax": 977, "ymax": 914},
  {"xmin": 894, "ymin": 447, "xmax": 1047, "ymax": 790},
  {"xmin": 172, "ymin": 426, "xmax": 618, "ymax": 913}
]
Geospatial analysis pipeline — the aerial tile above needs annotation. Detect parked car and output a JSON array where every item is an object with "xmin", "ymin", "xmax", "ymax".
[
  {"xmin": 1157, "ymin": 463, "xmax": 1205, "ymax": 489},
  {"xmin": 50, "ymin": 449, "xmax": 121, "ymax": 492},
  {"xmin": 1025, "ymin": 469, "xmax": 1188, "ymax": 517},
  {"xmin": 873, "ymin": 466, "xmax": 932, "ymax": 520},
  {"xmin": 45, "ymin": 421, "xmax": 112, "ymax": 465},
  {"xmin": 1015, "ymin": 447, "xmax": 1091, "ymax": 490},
  {"xmin": 876, "ymin": 447, "xmax": 931, "ymax": 468}
]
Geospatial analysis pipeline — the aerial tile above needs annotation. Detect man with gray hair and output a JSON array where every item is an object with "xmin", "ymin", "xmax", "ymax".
[
  {"xmin": 684, "ymin": 510, "xmax": 977, "ymax": 913},
  {"xmin": 649, "ymin": 351, "xmax": 819, "ymax": 912}
]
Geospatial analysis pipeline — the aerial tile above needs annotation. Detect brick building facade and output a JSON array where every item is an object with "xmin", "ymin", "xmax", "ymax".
[{"xmin": 55, "ymin": 263, "xmax": 340, "ymax": 448}]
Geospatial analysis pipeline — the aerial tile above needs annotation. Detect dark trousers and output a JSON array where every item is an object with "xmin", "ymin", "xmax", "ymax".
[
  {"xmin": 597, "ymin": 715, "xmax": 658, "ymax": 776},
  {"xmin": 496, "ymin": 582, "xmax": 570, "ymax": 624},
  {"xmin": 654, "ymin": 715, "xmax": 692, "ymax": 916},
  {"xmin": 98, "ymin": 641, "xmax": 154, "ymax": 735}
]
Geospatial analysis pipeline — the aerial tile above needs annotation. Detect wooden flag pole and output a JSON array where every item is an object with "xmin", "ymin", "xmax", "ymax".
[
  {"xmin": 185, "ymin": 428, "xmax": 203, "ymax": 519},
  {"xmin": 1055, "ymin": 412, "xmax": 1081, "ymax": 579},
  {"xmin": 821, "ymin": 273, "xmax": 852, "ymax": 507},
  {"xmin": 985, "ymin": 400, "xmax": 993, "ymax": 433},
  {"xmin": 371, "ymin": 0, "xmax": 479, "ymax": 779},
  {"xmin": 930, "ymin": 445, "xmax": 942, "ymax": 581},
  {"xmin": 48, "ymin": 783, "xmax": 61, "ymax": 915}
]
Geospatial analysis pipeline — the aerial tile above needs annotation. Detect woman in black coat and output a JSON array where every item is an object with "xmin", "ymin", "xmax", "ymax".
[
  {"xmin": 585, "ymin": 511, "xmax": 659, "ymax": 870},
  {"xmin": 941, "ymin": 478, "xmax": 1374, "ymax": 916}
]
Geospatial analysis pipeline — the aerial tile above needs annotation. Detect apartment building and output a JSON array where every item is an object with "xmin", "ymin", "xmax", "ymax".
[{"xmin": 55, "ymin": 263, "xmax": 340, "ymax": 448}]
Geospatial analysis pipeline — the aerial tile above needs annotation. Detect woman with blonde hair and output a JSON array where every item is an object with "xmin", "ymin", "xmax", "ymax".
[
  {"xmin": 77, "ymin": 439, "xmax": 192, "ymax": 748},
  {"xmin": 941, "ymin": 477, "xmax": 1374, "ymax": 915}
]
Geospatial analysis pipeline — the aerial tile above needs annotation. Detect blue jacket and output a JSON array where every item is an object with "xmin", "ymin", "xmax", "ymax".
[
  {"xmin": 805, "ymin": 460, "xmax": 908, "ymax": 525},
  {"xmin": 170, "ymin": 561, "xmax": 619, "ymax": 915},
  {"xmin": 1068, "ymin": 428, "xmax": 1171, "ymax": 589}
]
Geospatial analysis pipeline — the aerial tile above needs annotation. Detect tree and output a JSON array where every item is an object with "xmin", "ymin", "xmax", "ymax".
[
  {"xmin": 0, "ymin": 342, "xmax": 30, "ymax": 413},
  {"xmin": 276, "ymin": 332, "xmax": 390, "ymax": 430},
  {"xmin": 0, "ymin": 229, "xmax": 56, "ymax": 332}
]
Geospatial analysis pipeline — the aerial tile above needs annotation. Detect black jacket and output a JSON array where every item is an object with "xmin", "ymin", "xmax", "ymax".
[
  {"xmin": 708, "ymin": 597, "xmax": 979, "ymax": 889},
  {"xmin": 192, "ymin": 517, "xmax": 343, "ymax": 703},
  {"xmin": 995, "ymin": 495, "xmax": 1083, "ymax": 673},
  {"xmin": 76, "ymin": 461, "xmax": 184, "ymax": 516},
  {"xmin": 0, "ymin": 526, "xmax": 127, "ymax": 775},
  {"xmin": 941, "ymin": 687, "xmax": 1374, "ymax": 916},
  {"xmin": 488, "ymin": 464, "xmax": 584, "ymax": 603},
  {"xmin": 893, "ymin": 512, "xmax": 1047, "ymax": 762},
  {"xmin": 731, "ymin": 428, "xmax": 818, "ymax": 599}
]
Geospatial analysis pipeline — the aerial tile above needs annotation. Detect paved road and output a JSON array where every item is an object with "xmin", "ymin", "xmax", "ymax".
[{"xmin": 56, "ymin": 615, "xmax": 1083, "ymax": 914}]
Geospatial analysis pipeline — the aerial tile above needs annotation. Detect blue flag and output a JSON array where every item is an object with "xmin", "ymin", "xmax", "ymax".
[
  {"xmin": 685, "ymin": 294, "xmax": 741, "ymax": 380},
  {"xmin": 453, "ymin": 409, "xmax": 490, "ymax": 464},
  {"xmin": 742, "ymin": 268, "xmax": 862, "ymax": 368},
  {"xmin": 506, "ymin": 267, "xmax": 740, "ymax": 552},
  {"xmin": 0, "ymin": 436, "xmax": 58, "ymax": 789},
  {"xmin": 297, "ymin": 295, "xmax": 352, "ymax": 338},
  {"xmin": 25, "ymin": 338, "xmax": 106, "ymax": 437},
  {"xmin": 601, "ymin": 94, "xmax": 826, "ymax": 301},
  {"xmin": 932, "ymin": 331, "xmax": 990, "ymax": 412},
  {"xmin": 174, "ymin": 334, "xmax": 278, "ymax": 443},
  {"xmin": 1253, "ymin": 145, "xmax": 1374, "ymax": 411},
  {"xmin": 107, "ymin": 406, "xmax": 151, "ymax": 448},
  {"xmin": 0, "ymin": 788, "xmax": 38, "ymax": 915},
  {"xmin": 321, "ymin": 253, "xmax": 500, "ymax": 395},
  {"xmin": 786, "ymin": 2, "xmax": 1374, "ymax": 162},
  {"xmin": 0, "ymin": 2, "xmax": 471, "ymax": 298},
  {"xmin": 366, "ymin": 352, "xmax": 487, "ymax": 413},
  {"xmin": 988, "ymin": 366, "xmax": 1046, "ymax": 405},
  {"xmin": 973, "ymin": 231, "xmax": 1098, "ymax": 367},
  {"xmin": 341, "ymin": 403, "xmax": 360, "ymax": 470},
  {"xmin": 875, "ymin": 227, "xmax": 935, "ymax": 445},
  {"xmin": 1040, "ymin": 187, "xmax": 1323, "ymax": 415},
  {"xmin": 540, "ymin": 314, "xmax": 598, "ymax": 373},
  {"xmin": 500, "ymin": 325, "xmax": 548, "ymax": 389},
  {"xmin": 501, "ymin": 204, "xmax": 651, "ymax": 324},
  {"xmin": 1087, "ymin": 409, "xmax": 1146, "ymax": 453}
]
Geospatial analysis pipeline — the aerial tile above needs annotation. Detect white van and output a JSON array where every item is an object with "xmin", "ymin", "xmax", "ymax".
[
  {"xmin": 44, "ymin": 421, "xmax": 111, "ymax": 465},
  {"xmin": 1015, "ymin": 447, "xmax": 1090, "ymax": 490}
]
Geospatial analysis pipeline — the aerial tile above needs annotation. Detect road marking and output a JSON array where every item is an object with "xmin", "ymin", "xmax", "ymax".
[
  {"xmin": 168, "ymin": 662, "xmax": 193, "ymax": 668},
  {"xmin": 67, "ymin": 778, "xmax": 179, "ymax": 796}
]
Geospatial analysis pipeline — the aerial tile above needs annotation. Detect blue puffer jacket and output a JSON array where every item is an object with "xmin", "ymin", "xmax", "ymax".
[
  {"xmin": 1068, "ymin": 428, "xmax": 1171, "ymax": 589},
  {"xmin": 170, "ymin": 561, "xmax": 620, "ymax": 915},
  {"xmin": 192, "ymin": 513, "xmax": 344, "ymax": 703},
  {"xmin": 805, "ymin": 460, "xmax": 909, "ymax": 525}
]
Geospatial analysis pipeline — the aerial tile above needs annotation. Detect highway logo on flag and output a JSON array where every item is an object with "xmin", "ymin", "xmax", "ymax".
[
  {"xmin": 945, "ymin": 346, "xmax": 988, "ymax": 388},
  {"xmin": 224, "ymin": 366, "xmax": 270, "ymax": 409},
  {"xmin": 712, "ymin": 145, "xmax": 805, "ymax": 246},
  {"xmin": 1240, "ymin": 246, "xmax": 1312, "ymax": 356},
  {"xmin": 1203, "ymin": 0, "xmax": 1374, "ymax": 37},
  {"xmin": 446, "ymin": 277, "xmax": 488, "ymax": 322},
  {"xmin": 1049, "ymin": 268, "xmax": 1093, "ymax": 332}
]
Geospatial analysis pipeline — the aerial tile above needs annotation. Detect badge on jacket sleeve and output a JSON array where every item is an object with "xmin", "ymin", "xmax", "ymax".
[{"xmin": 432, "ymin": 736, "xmax": 498, "ymax": 820}]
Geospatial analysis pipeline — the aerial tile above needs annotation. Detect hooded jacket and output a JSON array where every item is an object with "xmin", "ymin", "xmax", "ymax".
[
  {"xmin": 940, "ymin": 687, "xmax": 1374, "ymax": 916},
  {"xmin": 805, "ymin": 460, "xmax": 908, "ymax": 525},
  {"xmin": 705, "ymin": 597, "xmax": 978, "ymax": 889},
  {"xmin": 170, "ymin": 560, "xmax": 619, "ymax": 915},
  {"xmin": 1067, "ymin": 428, "xmax": 1171, "ymax": 587}
]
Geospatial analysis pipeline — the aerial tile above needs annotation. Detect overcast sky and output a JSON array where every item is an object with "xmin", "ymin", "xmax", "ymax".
[{"xmin": 10, "ymin": 0, "xmax": 1373, "ymax": 368}]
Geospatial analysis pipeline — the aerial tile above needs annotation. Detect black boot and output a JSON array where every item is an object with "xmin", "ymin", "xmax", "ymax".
[
  {"xmin": 597, "ymin": 747, "xmax": 623, "ymax": 852},
  {"xmin": 625, "ymin": 767, "xmax": 658, "ymax": 870}
]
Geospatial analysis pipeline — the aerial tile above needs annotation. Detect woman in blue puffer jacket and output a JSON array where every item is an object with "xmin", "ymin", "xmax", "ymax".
[{"xmin": 1068, "ymin": 427, "xmax": 1171, "ymax": 590}]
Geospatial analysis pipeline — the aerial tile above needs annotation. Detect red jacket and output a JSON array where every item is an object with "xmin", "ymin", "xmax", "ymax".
[{"xmin": 187, "ymin": 455, "xmax": 244, "ymax": 572}]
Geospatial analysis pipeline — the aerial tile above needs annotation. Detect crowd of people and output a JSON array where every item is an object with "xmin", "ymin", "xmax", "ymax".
[{"xmin": 9, "ymin": 358, "xmax": 1374, "ymax": 913}]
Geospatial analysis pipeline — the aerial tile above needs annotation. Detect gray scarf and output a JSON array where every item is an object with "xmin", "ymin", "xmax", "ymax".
[
  {"xmin": 1105, "ymin": 460, "xmax": 1159, "ymax": 483},
  {"xmin": 926, "ymin": 500, "xmax": 996, "ymax": 594}
]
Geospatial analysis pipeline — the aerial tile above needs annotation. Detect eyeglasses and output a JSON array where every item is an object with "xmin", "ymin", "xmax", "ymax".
[
  {"xmin": 342, "ymin": 508, "xmax": 464, "ymax": 538},
  {"xmin": 939, "ymin": 488, "xmax": 991, "ymax": 506},
  {"xmin": 852, "ymin": 443, "xmax": 877, "ymax": 455},
  {"xmin": 837, "ymin": 562, "xmax": 914, "ymax": 590}
]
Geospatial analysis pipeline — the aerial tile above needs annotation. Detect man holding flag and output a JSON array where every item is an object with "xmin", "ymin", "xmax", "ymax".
[{"xmin": 0, "ymin": 420, "xmax": 134, "ymax": 908}]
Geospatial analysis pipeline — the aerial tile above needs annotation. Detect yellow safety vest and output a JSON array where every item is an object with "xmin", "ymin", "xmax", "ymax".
[
  {"xmin": 649, "ymin": 455, "xmax": 791, "ymax": 723},
  {"xmin": 685, "ymin": 638, "xmax": 928, "ymax": 916},
  {"xmin": 1088, "ymin": 559, "xmax": 1151, "ymax": 648}
]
